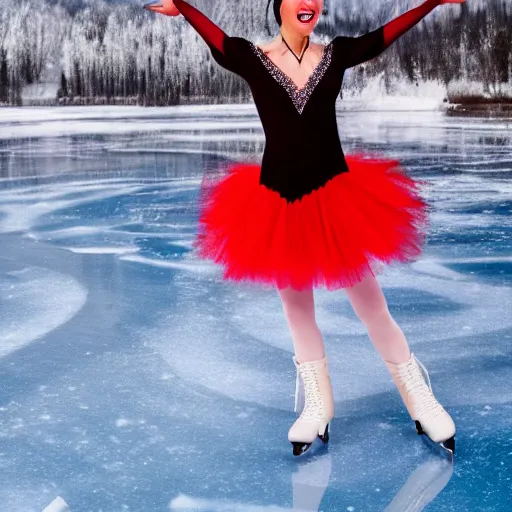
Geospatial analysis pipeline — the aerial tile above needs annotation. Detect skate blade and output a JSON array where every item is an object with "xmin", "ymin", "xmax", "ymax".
[
  {"xmin": 319, "ymin": 422, "xmax": 330, "ymax": 444},
  {"xmin": 291, "ymin": 423, "xmax": 330, "ymax": 457},
  {"xmin": 292, "ymin": 441, "xmax": 312, "ymax": 456},
  {"xmin": 416, "ymin": 421, "xmax": 455, "ymax": 460},
  {"xmin": 422, "ymin": 434, "xmax": 455, "ymax": 461},
  {"xmin": 291, "ymin": 439, "xmax": 329, "ymax": 457}
]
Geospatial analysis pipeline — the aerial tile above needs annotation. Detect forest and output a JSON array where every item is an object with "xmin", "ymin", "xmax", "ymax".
[{"xmin": 0, "ymin": 0, "xmax": 511, "ymax": 106}]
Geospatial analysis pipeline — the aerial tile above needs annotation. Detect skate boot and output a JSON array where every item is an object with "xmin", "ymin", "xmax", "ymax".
[
  {"xmin": 385, "ymin": 352, "xmax": 456, "ymax": 455},
  {"xmin": 288, "ymin": 355, "xmax": 334, "ymax": 456}
]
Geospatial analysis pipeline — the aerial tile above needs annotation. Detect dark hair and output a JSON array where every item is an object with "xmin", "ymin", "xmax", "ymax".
[{"xmin": 265, "ymin": 0, "xmax": 283, "ymax": 35}]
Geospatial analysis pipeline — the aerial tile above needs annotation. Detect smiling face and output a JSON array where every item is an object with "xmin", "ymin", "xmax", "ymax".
[{"xmin": 280, "ymin": 0, "xmax": 323, "ymax": 37}]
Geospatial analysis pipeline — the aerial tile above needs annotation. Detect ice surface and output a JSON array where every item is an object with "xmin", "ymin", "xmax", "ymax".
[
  {"xmin": 0, "ymin": 106, "xmax": 511, "ymax": 512},
  {"xmin": 0, "ymin": 267, "xmax": 87, "ymax": 358}
]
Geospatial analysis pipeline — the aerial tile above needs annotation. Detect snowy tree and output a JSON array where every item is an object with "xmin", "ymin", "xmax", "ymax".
[{"xmin": 0, "ymin": 0, "xmax": 511, "ymax": 106}]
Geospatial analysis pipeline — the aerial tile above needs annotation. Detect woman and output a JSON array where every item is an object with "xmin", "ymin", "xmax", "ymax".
[{"xmin": 144, "ymin": 0, "xmax": 463, "ymax": 457}]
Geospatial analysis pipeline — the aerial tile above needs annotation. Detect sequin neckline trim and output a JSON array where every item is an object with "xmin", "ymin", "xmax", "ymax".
[{"xmin": 250, "ymin": 41, "xmax": 334, "ymax": 114}]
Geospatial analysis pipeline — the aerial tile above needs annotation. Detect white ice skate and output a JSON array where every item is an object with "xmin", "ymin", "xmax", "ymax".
[
  {"xmin": 385, "ymin": 353, "xmax": 456, "ymax": 456},
  {"xmin": 42, "ymin": 496, "xmax": 70, "ymax": 512},
  {"xmin": 289, "ymin": 355, "xmax": 335, "ymax": 456}
]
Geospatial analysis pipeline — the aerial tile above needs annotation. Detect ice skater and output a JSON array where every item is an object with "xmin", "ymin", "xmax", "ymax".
[{"xmin": 144, "ymin": 0, "xmax": 464, "ymax": 456}]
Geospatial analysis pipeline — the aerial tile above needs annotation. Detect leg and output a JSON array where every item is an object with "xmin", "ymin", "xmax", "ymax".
[
  {"xmin": 276, "ymin": 285, "xmax": 326, "ymax": 364},
  {"xmin": 343, "ymin": 273, "xmax": 411, "ymax": 364},
  {"xmin": 344, "ymin": 274, "xmax": 456, "ymax": 451},
  {"xmin": 277, "ymin": 285, "xmax": 334, "ymax": 455}
]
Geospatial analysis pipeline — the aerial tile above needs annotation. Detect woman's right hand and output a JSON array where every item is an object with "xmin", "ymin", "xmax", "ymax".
[{"xmin": 143, "ymin": 0, "xmax": 180, "ymax": 16}]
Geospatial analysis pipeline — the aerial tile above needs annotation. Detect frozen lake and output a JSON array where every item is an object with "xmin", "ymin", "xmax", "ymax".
[{"xmin": 0, "ymin": 105, "xmax": 511, "ymax": 512}]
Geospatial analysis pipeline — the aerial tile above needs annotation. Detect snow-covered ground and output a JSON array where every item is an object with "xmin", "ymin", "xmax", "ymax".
[{"xmin": 0, "ymin": 106, "xmax": 511, "ymax": 512}]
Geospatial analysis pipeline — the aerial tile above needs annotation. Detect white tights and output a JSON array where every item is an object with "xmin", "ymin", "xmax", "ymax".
[{"xmin": 276, "ymin": 273, "xmax": 412, "ymax": 365}]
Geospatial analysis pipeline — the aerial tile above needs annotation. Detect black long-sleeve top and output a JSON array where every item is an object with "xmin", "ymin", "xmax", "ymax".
[{"xmin": 164, "ymin": 0, "xmax": 441, "ymax": 202}]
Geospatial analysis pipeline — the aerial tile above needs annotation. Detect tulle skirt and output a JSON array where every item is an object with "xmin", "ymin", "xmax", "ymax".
[{"xmin": 192, "ymin": 154, "xmax": 432, "ymax": 291}]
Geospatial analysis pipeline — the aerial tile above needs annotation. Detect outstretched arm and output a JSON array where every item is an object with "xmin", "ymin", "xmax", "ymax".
[
  {"xmin": 173, "ymin": 0, "xmax": 227, "ymax": 55},
  {"xmin": 144, "ymin": 0, "xmax": 243, "ymax": 74},
  {"xmin": 340, "ymin": 0, "xmax": 465, "ymax": 68},
  {"xmin": 383, "ymin": 0, "xmax": 441, "ymax": 46}
]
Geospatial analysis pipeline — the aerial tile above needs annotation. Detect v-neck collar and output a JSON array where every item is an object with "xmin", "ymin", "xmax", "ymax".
[{"xmin": 250, "ymin": 40, "xmax": 334, "ymax": 115}]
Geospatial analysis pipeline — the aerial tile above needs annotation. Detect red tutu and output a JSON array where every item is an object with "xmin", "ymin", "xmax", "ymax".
[{"xmin": 192, "ymin": 154, "xmax": 432, "ymax": 291}]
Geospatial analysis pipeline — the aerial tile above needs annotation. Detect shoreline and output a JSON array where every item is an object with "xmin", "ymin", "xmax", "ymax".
[
  {"xmin": 2, "ymin": 98, "xmax": 512, "ymax": 119},
  {"xmin": 446, "ymin": 102, "xmax": 512, "ymax": 117}
]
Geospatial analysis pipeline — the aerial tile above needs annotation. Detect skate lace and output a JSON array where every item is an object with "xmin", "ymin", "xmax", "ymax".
[
  {"xmin": 397, "ymin": 359, "xmax": 445, "ymax": 420},
  {"xmin": 298, "ymin": 365, "xmax": 324, "ymax": 421}
]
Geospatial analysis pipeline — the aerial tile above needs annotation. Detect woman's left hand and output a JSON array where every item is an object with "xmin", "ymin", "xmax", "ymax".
[{"xmin": 143, "ymin": 0, "xmax": 180, "ymax": 16}]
